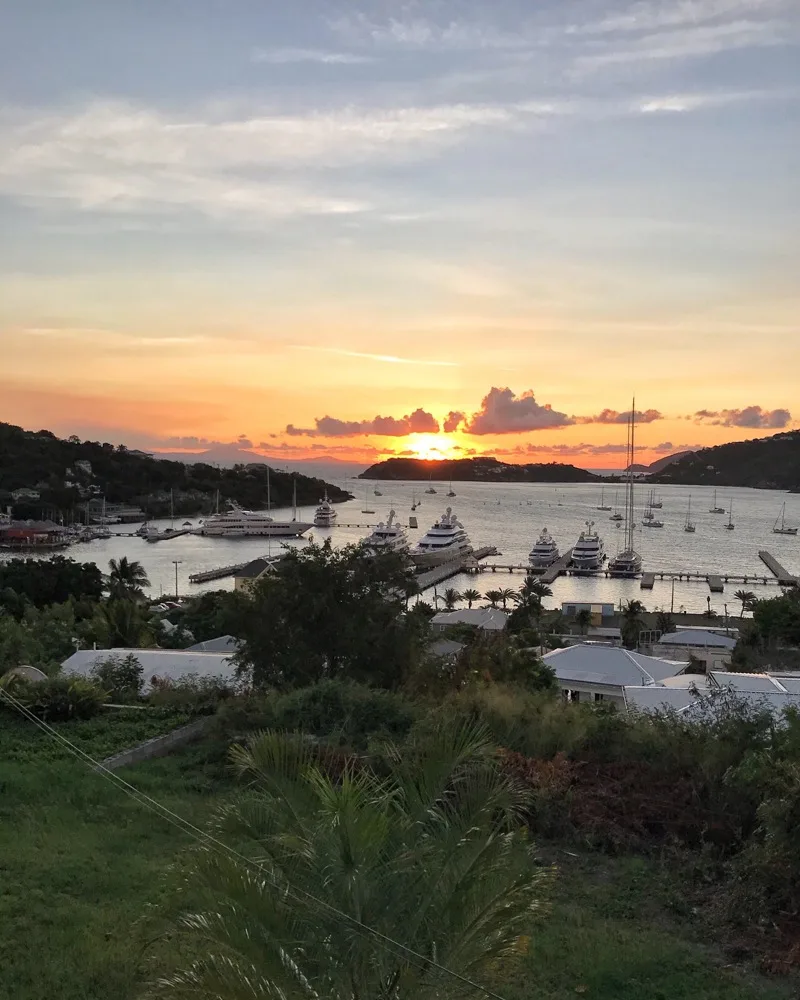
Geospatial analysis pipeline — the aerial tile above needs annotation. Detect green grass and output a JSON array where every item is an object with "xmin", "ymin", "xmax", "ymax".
[{"xmin": 0, "ymin": 715, "xmax": 795, "ymax": 1000}]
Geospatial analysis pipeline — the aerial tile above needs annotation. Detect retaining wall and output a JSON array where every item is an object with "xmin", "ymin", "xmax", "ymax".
[{"xmin": 97, "ymin": 716, "xmax": 214, "ymax": 771}]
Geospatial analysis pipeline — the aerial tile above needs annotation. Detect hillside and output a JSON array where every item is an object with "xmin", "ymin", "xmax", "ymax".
[
  {"xmin": 628, "ymin": 450, "xmax": 694, "ymax": 475},
  {"xmin": 650, "ymin": 431, "xmax": 800, "ymax": 490},
  {"xmin": 359, "ymin": 456, "xmax": 599, "ymax": 483},
  {"xmin": 0, "ymin": 423, "xmax": 351, "ymax": 518}
]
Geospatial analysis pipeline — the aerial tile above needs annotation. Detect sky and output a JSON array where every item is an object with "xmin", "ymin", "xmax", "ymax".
[{"xmin": 0, "ymin": 0, "xmax": 798, "ymax": 470}]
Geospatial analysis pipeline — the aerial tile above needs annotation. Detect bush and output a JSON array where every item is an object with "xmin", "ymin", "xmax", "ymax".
[
  {"xmin": 1, "ymin": 674, "xmax": 106, "ymax": 722},
  {"xmin": 147, "ymin": 675, "xmax": 236, "ymax": 716},
  {"xmin": 90, "ymin": 653, "xmax": 144, "ymax": 702}
]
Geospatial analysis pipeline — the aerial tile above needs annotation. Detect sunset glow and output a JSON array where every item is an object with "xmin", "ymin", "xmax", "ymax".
[{"xmin": 1, "ymin": 2, "xmax": 797, "ymax": 469}]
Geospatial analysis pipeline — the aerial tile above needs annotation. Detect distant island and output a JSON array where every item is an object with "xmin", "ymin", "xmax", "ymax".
[
  {"xmin": 359, "ymin": 456, "xmax": 600, "ymax": 483},
  {"xmin": 650, "ymin": 431, "xmax": 800, "ymax": 490},
  {"xmin": 0, "ymin": 422, "xmax": 352, "ymax": 520}
]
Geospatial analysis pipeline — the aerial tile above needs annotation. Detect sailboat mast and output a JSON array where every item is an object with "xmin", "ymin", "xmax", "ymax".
[
  {"xmin": 626, "ymin": 398, "xmax": 636, "ymax": 552},
  {"xmin": 292, "ymin": 475, "xmax": 297, "ymax": 521},
  {"xmin": 267, "ymin": 466, "xmax": 271, "ymax": 511}
]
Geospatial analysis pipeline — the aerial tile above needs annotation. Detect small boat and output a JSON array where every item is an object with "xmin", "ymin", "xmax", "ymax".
[
  {"xmin": 773, "ymin": 502, "xmax": 798, "ymax": 536},
  {"xmin": 684, "ymin": 496, "xmax": 696, "ymax": 533},
  {"xmin": 361, "ymin": 484, "xmax": 375, "ymax": 515},
  {"xmin": 596, "ymin": 486, "xmax": 612, "ymax": 512},
  {"xmin": 373, "ymin": 484, "xmax": 383, "ymax": 496},
  {"xmin": 424, "ymin": 473, "xmax": 437, "ymax": 494},
  {"xmin": 709, "ymin": 489, "xmax": 725, "ymax": 514},
  {"xmin": 447, "ymin": 480, "xmax": 456, "ymax": 498},
  {"xmin": 725, "ymin": 500, "xmax": 735, "ymax": 531},
  {"xmin": 610, "ymin": 512, "xmax": 624, "ymax": 521}
]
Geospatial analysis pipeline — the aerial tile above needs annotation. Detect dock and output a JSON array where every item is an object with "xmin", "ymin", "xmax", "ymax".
[
  {"xmin": 759, "ymin": 550, "xmax": 799, "ymax": 586},
  {"xmin": 541, "ymin": 549, "xmax": 574, "ymax": 585},
  {"xmin": 641, "ymin": 573, "xmax": 655, "ymax": 590},
  {"xmin": 415, "ymin": 546, "xmax": 497, "ymax": 591},
  {"xmin": 189, "ymin": 561, "xmax": 250, "ymax": 584},
  {"xmin": 145, "ymin": 528, "xmax": 193, "ymax": 543},
  {"xmin": 707, "ymin": 575, "xmax": 725, "ymax": 593}
]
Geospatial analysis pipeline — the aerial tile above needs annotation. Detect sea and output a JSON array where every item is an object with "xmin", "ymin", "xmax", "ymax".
[{"xmin": 4, "ymin": 481, "xmax": 799, "ymax": 615}]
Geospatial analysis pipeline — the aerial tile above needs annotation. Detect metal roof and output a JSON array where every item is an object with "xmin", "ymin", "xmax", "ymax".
[
  {"xmin": 659, "ymin": 630, "xmax": 736, "ymax": 649},
  {"xmin": 185, "ymin": 635, "xmax": 239, "ymax": 653},
  {"xmin": 431, "ymin": 609, "xmax": 509, "ymax": 630},
  {"xmin": 62, "ymin": 647, "xmax": 235, "ymax": 689},
  {"xmin": 543, "ymin": 644, "xmax": 684, "ymax": 688},
  {"xmin": 623, "ymin": 686, "xmax": 698, "ymax": 713}
]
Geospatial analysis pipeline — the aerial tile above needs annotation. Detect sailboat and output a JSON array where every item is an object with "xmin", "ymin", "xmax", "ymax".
[
  {"xmin": 609, "ymin": 488, "xmax": 624, "ymax": 520},
  {"xmin": 596, "ymin": 486, "xmax": 612, "ymax": 511},
  {"xmin": 410, "ymin": 490, "xmax": 418, "ymax": 512},
  {"xmin": 684, "ymin": 495, "xmax": 696, "ymax": 533},
  {"xmin": 424, "ymin": 473, "xmax": 437, "ymax": 495},
  {"xmin": 362, "ymin": 484, "xmax": 375, "ymax": 515},
  {"xmin": 447, "ymin": 480, "xmax": 456, "ymax": 498},
  {"xmin": 608, "ymin": 402, "xmax": 643, "ymax": 577},
  {"xmin": 642, "ymin": 488, "xmax": 664, "ymax": 528},
  {"xmin": 725, "ymin": 500, "xmax": 735, "ymax": 531},
  {"xmin": 709, "ymin": 489, "xmax": 725, "ymax": 514},
  {"xmin": 373, "ymin": 483, "xmax": 383, "ymax": 496},
  {"xmin": 773, "ymin": 502, "xmax": 797, "ymax": 536}
]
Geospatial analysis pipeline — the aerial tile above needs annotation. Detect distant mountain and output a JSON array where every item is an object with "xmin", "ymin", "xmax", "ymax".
[
  {"xmin": 627, "ymin": 450, "xmax": 695, "ymax": 475},
  {"xmin": 0, "ymin": 422, "xmax": 352, "ymax": 519},
  {"xmin": 153, "ymin": 446, "xmax": 364, "ymax": 481},
  {"xmin": 650, "ymin": 431, "xmax": 800, "ymax": 490},
  {"xmin": 359, "ymin": 456, "xmax": 599, "ymax": 483}
]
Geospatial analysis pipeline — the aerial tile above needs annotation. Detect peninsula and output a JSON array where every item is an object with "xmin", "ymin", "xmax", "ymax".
[
  {"xmin": 650, "ymin": 430, "xmax": 800, "ymax": 491},
  {"xmin": 359, "ymin": 456, "xmax": 600, "ymax": 483}
]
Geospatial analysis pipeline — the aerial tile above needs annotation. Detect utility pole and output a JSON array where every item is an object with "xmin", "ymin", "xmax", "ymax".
[
  {"xmin": 172, "ymin": 560, "xmax": 182, "ymax": 600},
  {"xmin": 671, "ymin": 578, "xmax": 675, "ymax": 614}
]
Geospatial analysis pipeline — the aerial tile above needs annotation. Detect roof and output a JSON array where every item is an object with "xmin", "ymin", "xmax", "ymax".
[
  {"xmin": 429, "ymin": 638, "xmax": 465, "ymax": 658},
  {"xmin": 62, "ymin": 648, "xmax": 235, "ymax": 689},
  {"xmin": 627, "ymin": 671, "xmax": 800, "ymax": 720},
  {"xmin": 431, "ymin": 608, "xmax": 509, "ymax": 630},
  {"xmin": 624, "ymin": 686, "xmax": 698, "ymax": 713},
  {"xmin": 710, "ymin": 671, "xmax": 800, "ymax": 695},
  {"xmin": 542, "ymin": 644, "xmax": 685, "ymax": 688},
  {"xmin": 235, "ymin": 557, "xmax": 276, "ymax": 580},
  {"xmin": 185, "ymin": 635, "xmax": 239, "ymax": 653},
  {"xmin": 659, "ymin": 630, "xmax": 736, "ymax": 649}
]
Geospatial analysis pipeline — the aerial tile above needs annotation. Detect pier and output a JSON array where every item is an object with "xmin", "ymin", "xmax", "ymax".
[
  {"xmin": 145, "ymin": 528, "xmax": 194, "ymax": 543},
  {"xmin": 189, "ymin": 561, "xmax": 250, "ymax": 584},
  {"xmin": 759, "ymin": 550, "xmax": 799, "ymax": 587},
  {"xmin": 415, "ymin": 546, "xmax": 497, "ymax": 591}
]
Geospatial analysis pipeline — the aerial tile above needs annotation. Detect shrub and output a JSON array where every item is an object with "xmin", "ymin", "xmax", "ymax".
[
  {"xmin": 90, "ymin": 653, "xmax": 144, "ymax": 702},
  {"xmin": 1, "ymin": 674, "xmax": 106, "ymax": 722},
  {"xmin": 147, "ymin": 674, "xmax": 236, "ymax": 716}
]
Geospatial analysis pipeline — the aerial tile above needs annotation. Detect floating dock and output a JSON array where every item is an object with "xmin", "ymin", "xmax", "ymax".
[
  {"xmin": 640, "ymin": 573, "xmax": 655, "ymax": 590},
  {"xmin": 759, "ymin": 550, "xmax": 799, "ymax": 586},
  {"xmin": 707, "ymin": 575, "xmax": 724, "ymax": 593}
]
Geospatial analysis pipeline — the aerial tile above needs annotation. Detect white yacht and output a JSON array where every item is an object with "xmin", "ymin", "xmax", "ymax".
[
  {"xmin": 608, "ymin": 405, "xmax": 644, "ymax": 578},
  {"xmin": 571, "ymin": 521, "xmax": 606, "ymax": 574},
  {"xmin": 313, "ymin": 493, "xmax": 338, "ymax": 528},
  {"xmin": 528, "ymin": 528, "xmax": 560, "ymax": 571},
  {"xmin": 363, "ymin": 510, "xmax": 409, "ymax": 555},
  {"xmin": 410, "ymin": 507, "xmax": 472, "ymax": 568},
  {"xmin": 199, "ymin": 502, "xmax": 312, "ymax": 538}
]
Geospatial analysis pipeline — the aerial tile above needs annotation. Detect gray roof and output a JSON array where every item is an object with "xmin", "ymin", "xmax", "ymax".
[
  {"xmin": 431, "ymin": 608, "xmax": 508, "ymax": 630},
  {"xmin": 543, "ymin": 644, "xmax": 684, "ymax": 688},
  {"xmin": 62, "ymin": 647, "xmax": 235, "ymax": 689},
  {"xmin": 430, "ymin": 638, "xmax": 465, "ymax": 658},
  {"xmin": 236, "ymin": 557, "xmax": 275, "ymax": 580},
  {"xmin": 185, "ymin": 635, "xmax": 239, "ymax": 653},
  {"xmin": 659, "ymin": 630, "xmax": 736, "ymax": 649},
  {"xmin": 624, "ymin": 686, "xmax": 698, "ymax": 713}
]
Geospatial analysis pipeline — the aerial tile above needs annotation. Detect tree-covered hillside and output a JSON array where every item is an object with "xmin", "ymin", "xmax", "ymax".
[
  {"xmin": 360, "ymin": 456, "xmax": 599, "ymax": 482},
  {"xmin": 650, "ymin": 431, "xmax": 800, "ymax": 490},
  {"xmin": 0, "ymin": 423, "xmax": 351, "ymax": 519}
]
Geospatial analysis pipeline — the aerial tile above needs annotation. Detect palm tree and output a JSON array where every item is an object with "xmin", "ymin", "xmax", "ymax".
[
  {"xmin": 497, "ymin": 587, "xmax": 517, "ymax": 610},
  {"xmin": 149, "ymin": 722, "xmax": 552, "ymax": 999},
  {"xmin": 519, "ymin": 579, "xmax": 552, "ymax": 610},
  {"xmin": 99, "ymin": 600, "xmax": 150, "ymax": 647},
  {"xmin": 442, "ymin": 587, "xmax": 462, "ymax": 611},
  {"xmin": 734, "ymin": 589, "xmax": 757, "ymax": 618},
  {"xmin": 107, "ymin": 556, "xmax": 150, "ymax": 600},
  {"xmin": 484, "ymin": 589, "xmax": 502, "ymax": 609},
  {"xmin": 621, "ymin": 599, "xmax": 646, "ymax": 650},
  {"xmin": 575, "ymin": 609, "xmax": 592, "ymax": 635},
  {"xmin": 461, "ymin": 588, "xmax": 481, "ymax": 609}
]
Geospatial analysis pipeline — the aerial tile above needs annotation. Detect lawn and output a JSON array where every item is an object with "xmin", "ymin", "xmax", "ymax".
[{"xmin": 0, "ymin": 714, "xmax": 795, "ymax": 1000}]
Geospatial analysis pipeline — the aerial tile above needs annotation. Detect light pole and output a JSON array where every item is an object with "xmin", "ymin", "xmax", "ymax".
[{"xmin": 172, "ymin": 560, "xmax": 182, "ymax": 600}]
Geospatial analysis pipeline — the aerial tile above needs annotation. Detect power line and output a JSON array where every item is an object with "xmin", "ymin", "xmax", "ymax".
[{"xmin": 0, "ymin": 687, "xmax": 510, "ymax": 1000}]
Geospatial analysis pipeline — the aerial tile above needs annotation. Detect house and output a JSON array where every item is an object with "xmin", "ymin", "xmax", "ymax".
[
  {"xmin": 429, "ymin": 637, "xmax": 465, "ymax": 660},
  {"xmin": 542, "ymin": 643, "xmax": 686, "ymax": 708},
  {"xmin": 561, "ymin": 602, "xmax": 615, "ymax": 622},
  {"xmin": 234, "ymin": 556, "xmax": 283, "ymax": 591},
  {"xmin": 626, "ymin": 671, "xmax": 800, "ymax": 720},
  {"xmin": 185, "ymin": 635, "xmax": 239, "ymax": 654},
  {"xmin": 61, "ymin": 648, "xmax": 236, "ymax": 690},
  {"xmin": 430, "ymin": 608, "xmax": 509, "ymax": 632},
  {"xmin": 652, "ymin": 630, "xmax": 736, "ymax": 671}
]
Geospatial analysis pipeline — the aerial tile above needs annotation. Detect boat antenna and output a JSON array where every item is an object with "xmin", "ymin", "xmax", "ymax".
[
  {"xmin": 292, "ymin": 474, "xmax": 297, "ymax": 522},
  {"xmin": 267, "ymin": 465, "xmax": 271, "ymax": 512}
]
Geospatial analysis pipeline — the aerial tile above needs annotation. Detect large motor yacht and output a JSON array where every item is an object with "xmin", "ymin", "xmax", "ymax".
[
  {"xmin": 410, "ymin": 507, "xmax": 472, "ymax": 568},
  {"xmin": 528, "ymin": 528, "xmax": 560, "ymax": 571},
  {"xmin": 608, "ymin": 549, "xmax": 643, "ymax": 577},
  {"xmin": 363, "ymin": 510, "xmax": 409, "ymax": 555},
  {"xmin": 571, "ymin": 521, "xmax": 606, "ymax": 574},
  {"xmin": 199, "ymin": 502, "xmax": 312, "ymax": 538},
  {"xmin": 313, "ymin": 493, "xmax": 338, "ymax": 528}
]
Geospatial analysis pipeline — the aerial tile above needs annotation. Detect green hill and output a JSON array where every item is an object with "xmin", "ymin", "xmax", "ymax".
[
  {"xmin": 0, "ymin": 422, "xmax": 351, "ymax": 519},
  {"xmin": 650, "ymin": 431, "xmax": 800, "ymax": 490},
  {"xmin": 359, "ymin": 456, "xmax": 599, "ymax": 483}
]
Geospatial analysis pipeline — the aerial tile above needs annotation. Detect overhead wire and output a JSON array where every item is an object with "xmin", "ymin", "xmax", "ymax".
[{"xmin": 0, "ymin": 686, "xmax": 510, "ymax": 1000}]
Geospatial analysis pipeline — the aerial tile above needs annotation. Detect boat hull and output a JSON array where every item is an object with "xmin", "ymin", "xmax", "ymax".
[
  {"xmin": 200, "ymin": 522, "xmax": 312, "ymax": 538},
  {"xmin": 410, "ymin": 545, "xmax": 473, "ymax": 569}
]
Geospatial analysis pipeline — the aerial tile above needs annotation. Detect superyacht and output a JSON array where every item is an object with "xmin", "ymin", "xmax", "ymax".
[
  {"xmin": 528, "ymin": 528, "xmax": 560, "ymax": 571},
  {"xmin": 410, "ymin": 508, "xmax": 472, "ymax": 568}
]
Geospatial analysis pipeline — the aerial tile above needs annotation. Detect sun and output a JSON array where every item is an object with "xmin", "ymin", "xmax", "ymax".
[{"xmin": 406, "ymin": 434, "xmax": 459, "ymax": 461}]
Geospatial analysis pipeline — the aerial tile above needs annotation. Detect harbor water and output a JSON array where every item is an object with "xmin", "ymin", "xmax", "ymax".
[{"xmin": 3, "ymin": 482, "xmax": 798, "ymax": 614}]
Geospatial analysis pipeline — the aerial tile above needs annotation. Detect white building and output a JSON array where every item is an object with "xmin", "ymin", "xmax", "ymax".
[
  {"xmin": 431, "ymin": 608, "xmax": 509, "ymax": 632},
  {"xmin": 61, "ymin": 648, "xmax": 236, "ymax": 690},
  {"xmin": 651, "ymin": 630, "xmax": 736, "ymax": 671},
  {"xmin": 542, "ymin": 643, "xmax": 686, "ymax": 708},
  {"xmin": 625, "ymin": 670, "xmax": 800, "ymax": 719}
]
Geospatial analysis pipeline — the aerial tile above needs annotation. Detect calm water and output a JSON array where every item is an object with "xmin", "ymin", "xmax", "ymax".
[{"xmin": 4, "ymin": 482, "xmax": 799, "ymax": 614}]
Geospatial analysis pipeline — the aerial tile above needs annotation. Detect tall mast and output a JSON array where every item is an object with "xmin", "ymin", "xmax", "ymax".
[
  {"xmin": 267, "ymin": 466, "xmax": 271, "ymax": 512},
  {"xmin": 292, "ymin": 475, "xmax": 297, "ymax": 521},
  {"xmin": 626, "ymin": 397, "xmax": 636, "ymax": 552}
]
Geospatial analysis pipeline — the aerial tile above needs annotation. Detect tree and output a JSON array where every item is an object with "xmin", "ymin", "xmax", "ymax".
[
  {"xmin": 734, "ymin": 590, "xmax": 757, "ymax": 619},
  {"xmin": 497, "ymin": 588, "xmax": 517, "ymax": 610},
  {"xmin": 236, "ymin": 541, "xmax": 420, "ymax": 690},
  {"xmin": 621, "ymin": 599, "xmax": 646, "ymax": 650},
  {"xmin": 575, "ymin": 609, "xmax": 592, "ymax": 635},
  {"xmin": 107, "ymin": 557, "xmax": 150, "ymax": 601},
  {"xmin": 150, "ymin": 721, "xmax": 552, "ymax": 999},
  {"xmin": 442, "ymin": 588, "xmax": 462, "ymax": 611},
  {"xmin": 0, "ymin": 555, "xmax": 103, "ymax": 610},
  {"xmin": 98, "ymin": 600, "xmax": 151, "ymax": 647},
  {"xmin": 484, "ymin": 590, "xmax": 502, "ymax": 609},
  {"xmin": 655, "ymin": 611, "xmax": 675, "ymax": 636},
  {"xmin": 461, "ymin": 588, "xmax": 481, "ymax": 609},
  {"xmin": 90, "ymin": 653, "xmax": 143, "ymax": 701}
]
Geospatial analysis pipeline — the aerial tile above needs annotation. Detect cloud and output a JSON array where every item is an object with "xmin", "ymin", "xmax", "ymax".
[
  {"xmin": 464, "ymin": 388, "xmax": 574, "ymax": 435},
  {"xmin": 576, "ymin": 408, "xmax": 664, "ymax": 424},
  {"xmin": 252, "ymin": 47, "xmax": 376, "ymax": 65},
  {"xmin": 443, "ymin": 410, "xmax": 465, "ymax": 433},
  {"xmin": 286, "ymin": 408, "xmax": 439, "ymax": 437},
  {"xmin": 291, "ymin": 346, "xmax": 457, "ymax": 367},
  {"xmin": 694, "ymin": 406, "xmax": 792, "ymax": 428},
  {"xmin": 329, "ymin": 14, "xmax": 529, "ymax": 51}
]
